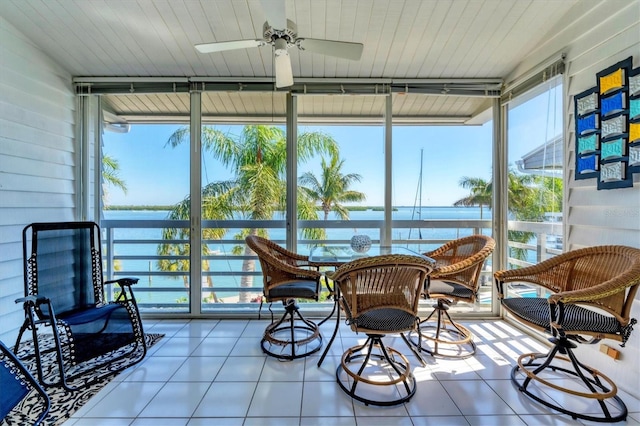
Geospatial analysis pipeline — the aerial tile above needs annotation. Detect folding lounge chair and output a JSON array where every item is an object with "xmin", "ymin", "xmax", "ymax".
[
  {"xmin": 15, "ymin": 221, "xmax": 146, "ymax": 391},
  {"xmin": 1, "ymin": 339, "xmax": 50, "ymax": 425}
]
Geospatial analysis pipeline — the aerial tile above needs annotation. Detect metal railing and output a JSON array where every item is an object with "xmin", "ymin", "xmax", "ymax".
[{"xmin": 101, "ymin": 218, "xmax": 562, "ymax": 313}]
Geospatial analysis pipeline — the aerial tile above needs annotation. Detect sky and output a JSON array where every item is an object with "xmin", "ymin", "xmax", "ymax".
[{"xmin": 103, "ymin": 85, "xmax": 561, "ymax": 207}]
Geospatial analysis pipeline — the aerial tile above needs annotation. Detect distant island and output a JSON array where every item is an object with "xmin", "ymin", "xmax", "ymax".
[{"xmin": 104, "ymin": 205, "xmax": 404, "ymax": 211}]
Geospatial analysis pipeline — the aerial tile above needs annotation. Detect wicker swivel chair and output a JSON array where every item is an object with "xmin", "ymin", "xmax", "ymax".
[
  {"xmin": 412, "ymin": 235, "xmax": 495, "ymax": 358},
  {"xmin": 245, "ymin": 235, "xmax": 323, "ymax": 360},
  {"xmin": 494, "ymin": 245, "xmax": 640, "ymax": 423},
  {"xmin": 321, "ymin": 254, "xmax": 434, "ymax": 406}
]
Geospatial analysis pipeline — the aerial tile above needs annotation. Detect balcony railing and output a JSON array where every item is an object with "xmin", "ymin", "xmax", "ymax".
[{"xmin": 101, "ymin": 218, "xmax": 562, "ymax": 313}]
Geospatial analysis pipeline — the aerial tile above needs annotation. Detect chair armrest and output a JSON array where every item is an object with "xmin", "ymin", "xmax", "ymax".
[
  {"xmin": 494, "ymin": 264, "xmax": 553, "ymax": 299},
  {"xmin": 15, "ymin": 295, "xmax": 49, "ymax": 306},
  {"xmin": 549, "ymin": 276, "xmax": 634, "ymax": 305},
  {"xmin": 493, "ymin": 262, "xmax": 552, "ymax": 282},
  {"xmin": 493, "ymin": 258, "xmax": 570, "ymax": 296},
  {"xmin": 105, "ymin": 277, "xmax": 140, "ymax": 287}
]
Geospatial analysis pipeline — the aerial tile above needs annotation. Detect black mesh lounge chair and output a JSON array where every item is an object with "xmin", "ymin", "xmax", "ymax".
[
  {"xmin": 15, "ymin": 221, "xmax": 146, "ymax": 391},
  {"xmin": 495, "ymin": 245, "xmax": 640, "ymax": 423},
  {"xmin": 1, "ymin": 339, "xmax": 50, "ymax": 425}
]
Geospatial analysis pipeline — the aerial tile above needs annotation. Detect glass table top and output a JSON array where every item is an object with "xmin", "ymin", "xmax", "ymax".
[{"xmin": 309, "ymin": 245, "xmax": 426, "ymax": 264}]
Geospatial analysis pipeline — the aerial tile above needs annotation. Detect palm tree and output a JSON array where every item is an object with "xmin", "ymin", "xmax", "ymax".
[
  {"xmin": 102, "ymin": 154, "xmax": 127, "ymax": 205},
  {"xmin": 453, "ymin": 177, "xmax": 491, "ymax": 219},
  {"xmin": 158, "ymin": 124, "xmax": 338, "ymax": 303},
  {"xmin": 298, "ymin": 154, "xmax": 366, "ymax": 220},
  {"xmin": 454, "ymin": 168, "xmax": 562, "ymax": 264}
]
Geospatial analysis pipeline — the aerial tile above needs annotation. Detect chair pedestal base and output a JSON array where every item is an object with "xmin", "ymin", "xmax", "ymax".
[
  {"xmin": 261, "ymin": 299, "xmax": 322, "ymax": 360},
  {"xmin": 410, "ymin": 301, "xmax": 475, "ymax": 358},
  {"xmin": 512, "ymin": 337, "xmax": 627, "ymax": 423},
  {"xmin": 337, "ymin": 335, "xmax": 416, "ymax": 406}
]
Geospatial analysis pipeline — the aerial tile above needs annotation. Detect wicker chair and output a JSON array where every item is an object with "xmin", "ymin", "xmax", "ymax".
[
  {"xmin": 494, "ymin": 245, "xmax": 640, "ymax": 423},
  {"xmin": 320, "ymin": 254, "xmax": 434, "ymax": 406},
  {"xmin": 411, "ymin": 235, "xmax": 495, "ymax": 358},
  {"xmin": 245, "ymin": 235, "xmax": 324, "ymax": 360}
]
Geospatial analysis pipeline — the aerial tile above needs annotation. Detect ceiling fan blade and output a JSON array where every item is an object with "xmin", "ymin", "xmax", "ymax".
[
  {"xmin": 261, "ymin": 0, "xmax": 287, "ymax": 29},
  {"xmin": 274, "ymin": 40, "xmax": 294, "ymax": 88},
  {"xmin": 195, "ymin": 39, "xmax": 265, "ymax": 54},
  {"xmin": 297, "ymin": 38, "xmax": 364, "ymax": 60}
]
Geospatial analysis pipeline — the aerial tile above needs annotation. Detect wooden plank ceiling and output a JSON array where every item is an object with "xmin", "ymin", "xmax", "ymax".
[{"xmin": 0, "ymin": 0, "xmax": 580, "ymax": 124}]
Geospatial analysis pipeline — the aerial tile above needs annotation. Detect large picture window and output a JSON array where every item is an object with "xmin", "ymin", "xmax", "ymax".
[{"xmin": 97, "ymin": 82, "xmax": 503, "ymax": 317}]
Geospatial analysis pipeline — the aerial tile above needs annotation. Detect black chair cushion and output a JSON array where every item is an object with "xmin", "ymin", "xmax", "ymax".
[
  {"xmin": 502, "ymin": 297, "xmax": 622, "ymax": 335},
  {"xmin": 268, "ymin": 280, "xmax": 317, "ymax": 300},
  {"xmin": 428, "ymin": 280, "xmax": 474, "ymax": 299},
  {"xmin": 352, "ymin": 308, "xmax": 417, "ymax": 332}
]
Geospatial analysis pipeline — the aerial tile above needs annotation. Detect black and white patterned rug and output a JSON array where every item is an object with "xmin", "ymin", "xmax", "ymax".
[{"xmin": 2, "ymin": 333, "xmax": 163, "ymax": 426}]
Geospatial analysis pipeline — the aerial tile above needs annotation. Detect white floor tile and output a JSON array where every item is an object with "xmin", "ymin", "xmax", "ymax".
[
  {"xmin": 209, "ymin": 320, "xmax": 249, "ymax": 337},
  {"xmin": 139, "ymin": 381, "xmax": 210, "ymax": 418},
  {"xmin": 169, "ymin": 355, "xmax": 225, "ymax": 382},
  {"xmin": 187, "ymin": 418, "xmax": 244, "ymax": 425},
  {"xmin": 518, "ymin": 414, "xmax": 585, "ymax": 425},
  {"xmin": 410, "ymin": 416, "xmax": 470, "ymax": 425},
  {"xmin": 190, "ymin": 337, "xmax": 238, "ymax": 357},
  {"xmin": 429, "ymin": 358, "xmax": 483, "ymax": 381},
  {"xmin": 71, "ymin": 418, "xmax": 134, "ymax": 425},
  {"xmin": 441, "ymin": 380, "xmax": 516, "ymax": 416},
  {"xmin": 243, "ymin": 417, "xmax": 300, "ymax": 425},
  {"xmin": 260, "ymin": 356, "xmax": 306, "ymax": 381},
  {"xmin": 355, "ymin": 416, "xmax": 414, "ymax": 425},
  {"xmin": 304, "ymin": 354, "xmax": 341, "ymax": 381},
  {"xmin": 152, "ymin": 337, "xmax": 205, "ymax": 357},
  {"xmin": 132, "ymin": 417, "xmax": 189, "ymax": 425},
  {"xmin": 214, "ymin": 356, "xmax": 265, "ymax": 382},
  {"xmin": 192, "ymin": 382, "xmax": 256, "ymax": 417},
  {"xmin": 172, "ymin": 320, "xmax": 219, "ymax": 338},
  {"xmin": 123, "ymin": 356, "xmax": 186, "ymax": 382},
  {"xmin": 301, "ymin": 381, "xmax": 355, "ymax": 417},
  {"xmin": 465, "ymin": 415, "xmax": 527, "ymax": 425},
  {"xmin": 247, "ymin": 382, "xmax": 303, "ymax": 417},
  {"xmin": 229, "ymin": 336, "xmax": 267, "ymax": 357},
  {"xmin": 63, "ymin": 319, "xmax": 637, "ymax": 426},
  {"xmin": 405, "ymin": 380, "xmax": 462, "ymax": 416},
  {"xmin": 240, "ymin": 320, "xmax": 271, "ymax": 338},
  {"xmin": 485, "ymin": 378, "xmax": 562, "ymax": 415},
  {"xmin": 300, "ymin": 416, "xmax": 357, "ymax": 426},
  {"xmin": 82, "ymin": 381, "xmax": 164, "ymax": 418}
]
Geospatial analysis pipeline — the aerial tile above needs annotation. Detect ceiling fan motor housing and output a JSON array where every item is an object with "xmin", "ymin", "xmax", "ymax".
[{"xmin": 263, "ymin": 20, "xmax": 297, "ymax": 47}]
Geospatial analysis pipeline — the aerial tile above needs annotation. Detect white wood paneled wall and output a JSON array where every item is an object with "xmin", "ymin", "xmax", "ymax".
[
  {"xmin": 564, "ymin": 1, "xmax": 640, "ymax": 397},
  {"xmin": 0, "ymin": 16, "xmax": 76, "ymax": 343}
]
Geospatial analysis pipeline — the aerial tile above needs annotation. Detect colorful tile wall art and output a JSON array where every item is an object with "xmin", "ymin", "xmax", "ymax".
[{"xmin": 574, "ymin": 56, "xmax": 639, "ymax": 189}]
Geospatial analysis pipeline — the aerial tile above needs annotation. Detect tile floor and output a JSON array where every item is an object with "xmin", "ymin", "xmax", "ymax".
[{"xmin": 65, "ymin": 318, "xmax": 640, "ymax": 425}]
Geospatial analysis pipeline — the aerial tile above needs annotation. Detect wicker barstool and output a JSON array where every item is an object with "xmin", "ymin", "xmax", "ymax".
[
  {"xmin": 495, "ymin": 245, "xmax": 640, "ymax": 423},
  {"xmin": 320, "ymin": 254, "xmax": 434, "ymax": 406}
]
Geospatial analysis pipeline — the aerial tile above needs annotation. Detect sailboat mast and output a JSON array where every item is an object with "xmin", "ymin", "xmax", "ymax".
[
  {"xmin": 408, "ymin": 149, "xmax": 424, "ymax": 246},
  {"xmin": 418, "ymin": 149, "xmax": 423, "ymax": 221}
]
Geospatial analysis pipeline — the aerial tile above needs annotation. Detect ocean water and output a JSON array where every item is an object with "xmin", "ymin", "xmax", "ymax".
[{"xmin": 102, "ymin": 207, "xmax": 490, "ymax": 305}]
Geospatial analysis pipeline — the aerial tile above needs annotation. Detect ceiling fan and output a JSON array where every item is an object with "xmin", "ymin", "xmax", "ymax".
[{"xmin": 194, "ymin": 0, "xmax": 364, "ymax": 88}]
